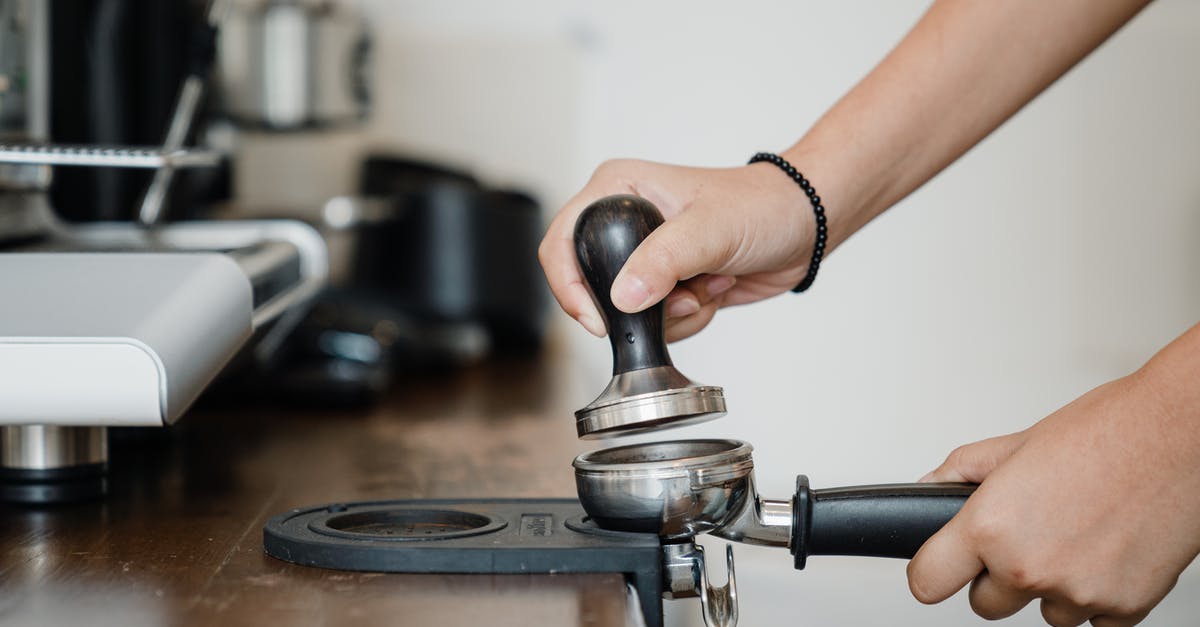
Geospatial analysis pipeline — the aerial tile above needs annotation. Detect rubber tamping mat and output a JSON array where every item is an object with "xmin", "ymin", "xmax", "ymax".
[{"xmin": 263, "ymin": 498, "xmax": 664, "ymax": 627}]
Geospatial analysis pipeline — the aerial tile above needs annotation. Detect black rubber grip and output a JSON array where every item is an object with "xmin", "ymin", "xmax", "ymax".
[
  {"xmin": 791, "ymin": 476, "xmax": 975, "ymax": 569},
  {"xmin": 574, "ymin": 195, "xmax": 673, "ymax": 374}
]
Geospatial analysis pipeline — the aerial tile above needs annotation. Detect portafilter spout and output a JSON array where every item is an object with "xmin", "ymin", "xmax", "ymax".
[{"xmin": 572, "ymin": 195, "xmax": 726, "ymax": 439}]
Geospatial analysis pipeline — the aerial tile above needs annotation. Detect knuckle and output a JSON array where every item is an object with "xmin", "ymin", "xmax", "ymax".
[
  {"xmin": 997, "ymin": 559, "xmax": 1046, "ymax": 593},
  {"xmin": 962, "ymin": 513, "xmax": 1005, "ymax": 550},
  {"xmin": 649, "ymin": 238, "xmax": 683, "ymax": 273},
  {"xmin": 1058, "ymin": 582, "xmax": 1100, "ymax": 610},
  {"xmin": 944, "ymin": 444, "xmax": 974, "ymax": 470},
  {"xmin": 593, "ymin": 158, "xmax": 637, "ymax": 180}
]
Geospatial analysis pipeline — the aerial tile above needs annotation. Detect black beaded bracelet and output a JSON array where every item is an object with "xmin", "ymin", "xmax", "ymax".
[{"xmin": 748, "ymin": 152, "xmax": 827, "ymax": 293}]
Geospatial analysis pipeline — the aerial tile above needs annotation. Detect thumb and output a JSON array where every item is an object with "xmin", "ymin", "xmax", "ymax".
[
  {"xmin": 920, "ymin": 431, "xmax": 1028, "ymax": 484},
  {"xmin": 610, "ymin": 210, "xmax": 731, "ymax": 313}
]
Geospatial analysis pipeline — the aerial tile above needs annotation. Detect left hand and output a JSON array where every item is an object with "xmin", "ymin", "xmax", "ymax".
[{"xmin": 908, "ymin": 365, "xmax": 1200, "ymax": 626}]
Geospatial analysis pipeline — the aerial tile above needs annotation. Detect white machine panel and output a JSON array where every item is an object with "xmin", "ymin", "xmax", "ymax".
[{"xmin": 0, "ymin": 253, "xmax": 253, "ymax": 425}]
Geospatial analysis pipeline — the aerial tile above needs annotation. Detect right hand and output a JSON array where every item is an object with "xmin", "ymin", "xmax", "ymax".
[{"xmin": 538, "ymin": 158, "xmax": 818, "ymax": 342}]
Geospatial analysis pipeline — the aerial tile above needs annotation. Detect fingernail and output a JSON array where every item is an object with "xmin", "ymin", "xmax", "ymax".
[
  {"xmin": 612, "ymin": 274, "xmax": 652, "ymax": 312},
  {"xmin": 707, "ymin": 275, "xmax": 736, "ymax": 296},
  {"xmin": 578, "ymin": 313, "xmax": 605, "ymax": 337},
  {"xmin": 666, "ymin": 297, "xmax": 701, "ymax": 319}
]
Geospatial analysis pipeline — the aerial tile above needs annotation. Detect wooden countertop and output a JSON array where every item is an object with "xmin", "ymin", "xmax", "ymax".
[{"xmin": 0, "ymin": 341, "xmax": 637, "ymax": 627}]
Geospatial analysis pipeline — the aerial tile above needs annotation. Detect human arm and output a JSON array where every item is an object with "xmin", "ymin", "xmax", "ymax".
[{"xmin": 538, "ymin": 0, "xmax": 1152, "ymax": 341}]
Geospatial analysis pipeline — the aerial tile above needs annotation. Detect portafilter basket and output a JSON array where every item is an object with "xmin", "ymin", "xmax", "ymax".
[{"xmin": 573, "ymin": 439, "xmax": 757, "ymax": 542}]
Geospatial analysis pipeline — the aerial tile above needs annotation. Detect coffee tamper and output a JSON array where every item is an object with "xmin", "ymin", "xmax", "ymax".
[{"xmin": 573, "ymin": 194, "xmax": 726, "ymax": 439}]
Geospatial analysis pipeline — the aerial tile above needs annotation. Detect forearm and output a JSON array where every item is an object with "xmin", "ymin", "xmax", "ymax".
[
  {"xmin": 1138, "ymin": 321, "xmax": 1200, "ymax": 443},
  {"xmin": 783, "ymin": 0, "xmax": 1151, "ymax": 251}
]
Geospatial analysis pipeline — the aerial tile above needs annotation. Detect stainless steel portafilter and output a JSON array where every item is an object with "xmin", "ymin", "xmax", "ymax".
[
  {"xmin": 573, "ymin": 439, "xmax": 976, "ymax": 627},
  {"xmin": 573, "ymin": 195, "xmax": 726, "ymax": 439}
]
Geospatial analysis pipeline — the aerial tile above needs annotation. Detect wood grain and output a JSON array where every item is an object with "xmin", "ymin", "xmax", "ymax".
[
  {"xmin": 0, "ymin": 340, "xmax": 633, "ymax": 627},
  {"xmin": 573, "ymin": 194, "xmax": 672, "ymax": 374}
]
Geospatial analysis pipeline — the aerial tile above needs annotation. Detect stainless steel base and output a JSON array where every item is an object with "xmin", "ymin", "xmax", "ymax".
[
  {"xmin": 0, "ymin": 425, "xmax": 109, "ymax": 503},
  {"xmin": 575, "ymin": 366, "xmax": 726, "ymax": 439},
  {"xmin": 1, "ymin": 425, "xmax": 108, "ymax": 469}
]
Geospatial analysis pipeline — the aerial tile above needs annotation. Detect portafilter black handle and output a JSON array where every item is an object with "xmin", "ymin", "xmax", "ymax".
[
  {"xmin": 791, "ymin": 476, "xmax": 976, "ymax": 569},
  {"xmin": 574, "ymin": 195, "xmax": 673, "ymax": 375}
]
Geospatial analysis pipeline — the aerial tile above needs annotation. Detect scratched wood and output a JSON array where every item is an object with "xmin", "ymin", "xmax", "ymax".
[{"xmin": 0, "ymin": 340, "xmax": 633, "ymax": 627}]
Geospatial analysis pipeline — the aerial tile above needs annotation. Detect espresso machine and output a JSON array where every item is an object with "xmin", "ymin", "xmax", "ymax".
[{"xmin": 0, "ymin": 0, "xmax": 328, "ymax": 503}]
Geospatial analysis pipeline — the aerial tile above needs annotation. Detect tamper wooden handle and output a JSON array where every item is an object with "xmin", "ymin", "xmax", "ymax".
[{"xmin": 574, "ymin": 195, "xmax": 674, "ymax": 375}]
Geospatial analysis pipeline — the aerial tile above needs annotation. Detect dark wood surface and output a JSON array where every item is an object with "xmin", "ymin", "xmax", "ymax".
[{"xmin": 0, "ymin": 340, "xmax": 634, "ymax": 627}]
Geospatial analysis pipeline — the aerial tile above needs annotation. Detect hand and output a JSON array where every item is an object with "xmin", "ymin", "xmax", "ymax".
[
  {"xmin": 538, "ymin": 158, "xmax": 815, "ymax": 342},
  {"xmin": 908, "ymin": 367, "xmax": 1200, "ymax": 626}
]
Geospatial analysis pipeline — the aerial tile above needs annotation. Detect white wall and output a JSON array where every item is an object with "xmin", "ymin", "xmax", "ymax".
[{"xmin": 237, "ymin": 1, "xmax": 1200, "ymax": 625}]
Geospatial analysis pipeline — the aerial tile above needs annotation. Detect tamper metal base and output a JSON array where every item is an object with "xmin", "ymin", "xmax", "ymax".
[{"xmin": 575, "ymin": 366, "xmax": 726, "ymax": 439}]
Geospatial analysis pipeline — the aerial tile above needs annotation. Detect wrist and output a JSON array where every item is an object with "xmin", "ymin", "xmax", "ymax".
[
  {"xmin": 744, "ymin": 153, "xmax": 829, "ymax": 292},
  {"xmin": 730, "ymin": 160, "xmax": 815, "ymax": 269},
  {"xmin": 777, "ymin": 143, "xmax": 864, "ymax": 259}
]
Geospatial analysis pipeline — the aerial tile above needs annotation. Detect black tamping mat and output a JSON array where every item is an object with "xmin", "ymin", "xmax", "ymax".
[{"xmin": 264, "ymin": 498, "xmax": 665, "ymax": 627}]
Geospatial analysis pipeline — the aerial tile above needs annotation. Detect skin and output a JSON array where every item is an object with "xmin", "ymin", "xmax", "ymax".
[
  {"xmin": 539, "ymin": 1, "xmax": 1198, "ymax": 625},
  {"xmin": 911, "ymin": 323, "xmax": 1200, "ymax": 626}
]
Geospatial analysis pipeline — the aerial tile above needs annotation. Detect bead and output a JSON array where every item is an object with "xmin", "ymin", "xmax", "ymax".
[{"xmin": 749, "ymin": 151, "xmax": 826, "ymax": 294}]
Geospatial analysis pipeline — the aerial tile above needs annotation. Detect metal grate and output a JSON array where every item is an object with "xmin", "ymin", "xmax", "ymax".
[{"xmin": 0, "ymin": 143, "xmax": 221, "ymax": 168}]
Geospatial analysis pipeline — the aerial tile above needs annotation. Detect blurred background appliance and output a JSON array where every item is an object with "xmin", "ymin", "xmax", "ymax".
[
  {"xmin": 0, "ymin": 0, "xmax": 547, "ymax": 501},
  {"xmin": 217, "ymin": 0, "xmax": 371, "ymax": 129},
  {"xmin": 231, "ymin": 154, "xmax": 548, "ymax": 407},
  {"xmin": 0, "ymin": 0, "xmax": 329, "ymax": 503}
]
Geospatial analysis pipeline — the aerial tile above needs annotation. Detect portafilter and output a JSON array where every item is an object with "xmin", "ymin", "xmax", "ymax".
[
  {"xmin": 573, "ymin": 439, "xmax": 976, "ymax": 627},
  {"xmin": 572, "ymin": 195, "xmax": 726, "ymax": 439}
]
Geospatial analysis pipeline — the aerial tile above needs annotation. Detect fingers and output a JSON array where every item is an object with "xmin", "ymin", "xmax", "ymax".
[
  {"xmin": 663, "ymin": 275, "xmax": 737, "ymax": 342},
  {"xmin": 539, "ymin": 190, "xmax": 608, "ymax": 336},
  {"xmin": 920, "ymin": 431, "xmax": 1029, "ymax": 483},
  {"xmin": 541, "ymin": 159, "xmax": 669, "ymax": 329},
  {"xmin": 611, "ymin": 209, "xmax": 732, "ymax": 313},
  {"xmin": 1091, "ymin": 614, "xmax": 1149, "ymax": 627},
  {"xmin": 969, "ymin": 571, "xmax": 1035, "ymax": 620},
  {"xmin": 665, "ymin": 301, "xmax": 719, "ymax": 343},
  {"xmin": 1041, "ymin": 598, "xmax": 1093, "ymax": 627},
  {"xmin": 907, "ymin": 521, "xmax": 985, "ymax": 605},
  {"xmin": 664, "ymin": 289, "xmax": 701, "ymax": 319}
]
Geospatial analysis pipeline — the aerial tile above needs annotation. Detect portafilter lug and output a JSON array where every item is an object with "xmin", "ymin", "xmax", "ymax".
[
  {"xmin": 661, "ymin": 542, "xmax": 738, "ymax": 627},
  {"xmin": 572, "ymin": 195, "xmax": 726, "ymax": 439}
]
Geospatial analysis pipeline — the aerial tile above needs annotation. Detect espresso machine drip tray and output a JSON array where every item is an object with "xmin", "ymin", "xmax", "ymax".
[{"xmin": 264, "ymin": 499, "xmax": 665, "ymax": 627}]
